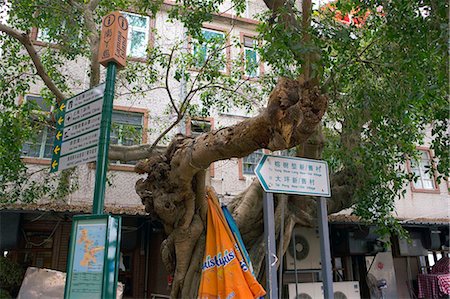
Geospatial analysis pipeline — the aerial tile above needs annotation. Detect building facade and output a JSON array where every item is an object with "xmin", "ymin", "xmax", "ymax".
[{"xmin": 1, "ymin": 1, "xmax": 448, "ymax": 298}]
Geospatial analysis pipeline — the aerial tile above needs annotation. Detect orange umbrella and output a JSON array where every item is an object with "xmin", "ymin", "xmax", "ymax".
[{"xmin": 198, "ymin": 189, "xmax": 266, "ymax": 299}]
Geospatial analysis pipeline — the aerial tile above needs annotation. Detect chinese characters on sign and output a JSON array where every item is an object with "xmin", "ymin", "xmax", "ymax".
[
  {"xmin": 50, "ymin": 84, "xmax": 105, "ymax": 173},
  {"xmin": 98, "ymin": 11, "xmax": 129, "ymax": 68},
  {"xmin": 65, "ymin": 215, "xmax": 121, "ymax": 299},
  {"xmin": 254, "ymin": 155, "xmax": 331, "ymax": 197}
]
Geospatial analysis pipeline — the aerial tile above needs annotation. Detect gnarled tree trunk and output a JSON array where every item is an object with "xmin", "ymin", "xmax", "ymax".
[{"xmin": 134, "ymin": 77, "xmax": 329, "ymax": 297}]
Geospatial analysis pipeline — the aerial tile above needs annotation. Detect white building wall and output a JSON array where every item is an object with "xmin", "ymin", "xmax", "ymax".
[
  {"xmin": 22, "ymin": 1, "xmax": 449, "ymax": 221},
  {"xmin": 395, "ymin": 183, "xmax": 450, "ymax": 220}
]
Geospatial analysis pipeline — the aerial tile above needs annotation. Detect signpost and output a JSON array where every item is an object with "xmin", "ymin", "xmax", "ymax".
[
  {"xmin": 64, "ymin": 215, "xmax": 121, "ymax": 299},
  {"xmin": 254, "ymin": 154, "xmax": 333, "ymax": 299},
  {"xmin": 50, "ymin": 84, "xmax": 105, "ymax": 173},
  {"xmin": 55, "ymin": 11, "xmax": 129, "ymax": 299}
]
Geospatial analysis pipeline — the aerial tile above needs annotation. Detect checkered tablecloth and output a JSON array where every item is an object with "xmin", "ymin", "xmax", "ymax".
[
  {"xmin": 437, "ymin": 274, "xmax": 450, "ymax": 295},
  {"xmin": 418, "ymin": 273, "xmax": 450, "ymax": 298}
]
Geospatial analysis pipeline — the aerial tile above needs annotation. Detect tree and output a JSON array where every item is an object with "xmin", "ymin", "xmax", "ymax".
[{"xmin": 0, "ymin": 0, "xmax": 448, "ymax": 297}]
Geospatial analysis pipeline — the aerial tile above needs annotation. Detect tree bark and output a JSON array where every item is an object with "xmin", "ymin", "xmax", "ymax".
[{"xmin": 134, "ymin": 77, "xmax": 328, "ymax": 297}]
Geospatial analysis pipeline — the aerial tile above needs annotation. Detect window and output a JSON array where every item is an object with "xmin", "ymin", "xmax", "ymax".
[
  {"xmin": 193, "ymin": 28, "xmax": 227, "ymax": 71},
  {"xmin": 188, "ymin": 118, "xmax": 212, "ymax": 137},
  {"xmin": 242, "ymin": 149, "xmax": 264, "ymax": 175},
  {"xmin": 34, "ymin": 23, "xmax": 82, "ymax": 45},
  {"xmin": 110, "ymin": 110, "xmax": 144, "ymax": 146},
  {"xmin": 243, "ymin": 36, "xmax": 260, "ymax": 77},
  {"xmin": 110, "ymin": 110, "xmax": 144, "ymax": 166},
  {"xmin": 122, "ymin": 12, "xmax": 150, "ymax": 58},
  {"xmin": 36, "ymin": 28, "xmax": 53, "ymax": 43},
  {"xmin": 410, "ymin": 149, "xmax": 437, "ymax": 191},
  {"xmin": 21, "ymin": 95, "xmax": 55, "ymax": 159}
]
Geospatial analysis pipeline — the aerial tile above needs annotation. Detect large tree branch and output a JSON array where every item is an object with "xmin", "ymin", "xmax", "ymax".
[
  {"xmin": 165, "ymin": 47, "xmax": 180, "ymax": 115},
  {"xmin": 109, "ymin": 144, "xmax": 165, "ymax": 161},
  {"xmin": 263, "ymin": 0, "xmax": 298, "ymax": 27},
  {"xmin": 88, "ymin": 0, "xmax": 101, "ymax": 11},
  {"xmin": 0, "ymin": 24, "xmax": 66, "ymax": 102},
  {"xmin": 82, "ymin": 3, "xmax": 100, "ymax": 87},
  {"xmin": 136, "ymin": 77, "xmax": 328, "ymax": 184},
  {"xmin": 189, "ymin": 77, "xmax": 327, "ymax": 167}
]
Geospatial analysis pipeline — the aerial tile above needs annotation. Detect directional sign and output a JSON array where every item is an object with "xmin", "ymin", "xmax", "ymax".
[
  {"xmin": 254, "ymin": 154, "xmax": 331, "ymax": 197},
  {"xmin": 65, "ymin": 83, "xmax": 106, "ymax": 113},
  {"xmin": 50, "ymin": 84, "xmax": 105, "ymax": 173},
  {"xmin": 62, "ymin": 114, "xmax": 102, "ymax": 140},
  {"xmin": 58, "ymin": 146, "xmax": 98, "ymax": 170},
  {"xmin": 60, "ymin": 129, "xmax": 101, "ymax": 156}
]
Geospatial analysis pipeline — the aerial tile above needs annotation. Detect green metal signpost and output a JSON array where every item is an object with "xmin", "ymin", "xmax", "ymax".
[
  {"xmin": 64, "ymin": 215, "xmax": 121, "ymax": 299},
  {"xmin": 92, "ymin": 62, "xmax": 116, "ymax": 215},
  {"xmin": 61, "ymin": 11, "xmax": 129, "ymax": 299}
]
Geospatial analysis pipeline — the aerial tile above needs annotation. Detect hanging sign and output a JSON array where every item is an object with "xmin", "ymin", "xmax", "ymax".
[{"xmin": 98, "ymin": 11, "xmax": 129, "ymax": 68}]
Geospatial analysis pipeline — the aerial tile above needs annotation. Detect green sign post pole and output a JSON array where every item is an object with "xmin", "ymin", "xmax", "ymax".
[
  {"xmin": 63, "ymin": 11, "xmax": 128, "ymax": 299},
  {"xmin": 92, "ymin": 62, "xmax": 116, "ymax": 215}
]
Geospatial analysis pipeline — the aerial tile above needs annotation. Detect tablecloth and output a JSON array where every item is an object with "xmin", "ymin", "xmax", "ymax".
[{"xmin": 418, "ymin": 273, "xmax": 450, "ymax": 298}]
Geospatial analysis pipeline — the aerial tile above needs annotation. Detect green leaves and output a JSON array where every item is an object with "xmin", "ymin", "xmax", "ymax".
[
  {"xmin": 319, "ymin": 0, "xmax": 448, "ymax": 233},
  {"xmin": 0, "ymin": 0, "xmax": 447, "ymax": 236}
]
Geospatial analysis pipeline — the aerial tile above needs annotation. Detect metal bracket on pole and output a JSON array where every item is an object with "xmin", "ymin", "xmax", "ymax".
[
  {"xmin": 263, "ymin": 192, "xmax": 278, "ymax": 299},
  {"xmin": 318, "ymin": 196, "xmax": 334, "ymax": 298}
]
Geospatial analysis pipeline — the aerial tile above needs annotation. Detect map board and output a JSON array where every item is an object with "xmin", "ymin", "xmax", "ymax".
[
  {"xmin": 64, "ymin": 215, "xmax": 121, "ymax": 299},
  {"xmin": 50, "ymin": 83, "xmax": 105, "ymax": 173},
  {"xmin": 254, "ymin": 154, "xmax": 331, "ymax": 197}
]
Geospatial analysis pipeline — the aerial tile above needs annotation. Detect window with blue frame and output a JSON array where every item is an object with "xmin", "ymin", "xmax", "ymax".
[
  {"xmin": 189, "ymin": 119, "xmax": 212, "ymax": 137},
  {"xmin": 122, "ymin": 12, "xmax": 150, "ymax": 58},
  {"xmin": 110, "ymin": 110, "xmax": 143, "ymax": 147},
  {"xmin": 193, "ymin": 28, "xmax": 227, "ymax": 71},
  {"xmin": 110, "ymin": 110, "xmax": 144, "ymax": 165},
  {"xmin": 21, "ymin": 95, "xmax": 55, "ymax": 159},
  {"xmin": 243, "ymin": 36, "xmax": 259, "ymax": 78},
  {"xmin": 242, "ymin": 149, "xmax": 264, "ymax": 175}
]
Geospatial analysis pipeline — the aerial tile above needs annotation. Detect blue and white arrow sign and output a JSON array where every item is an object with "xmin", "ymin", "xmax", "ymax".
[{"xmin": 254, "ymin": 154, "xmax": 331, "ymax": 197}]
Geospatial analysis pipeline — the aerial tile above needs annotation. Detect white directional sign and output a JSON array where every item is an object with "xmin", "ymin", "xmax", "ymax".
[
  {"xmin": 58, "ymin": 146, "xmax": 99, "ymax": 170},
  {"xmin": 62, "ymin": 114, "xmax": 102, "ymax": 140},
  {"xmin": 65, "ymin": 83, "xmax": 106, "ymax": 113},
  {"xmin": 254, "ymin": 154, "xmax": 331, "ymax": 197},
  {"xmin": 64, "ymin": 98, "xmax": 103, "ymax": 126},
  {"xmin": 50, "ymin": 83, "xmax": 105, "ymax": 173},
  {"xmin": 60, "ymin": 129, "xmax": 101, "ymax": 156}
]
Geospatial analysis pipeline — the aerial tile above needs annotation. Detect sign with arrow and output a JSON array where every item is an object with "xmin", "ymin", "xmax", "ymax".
[
  {"xmin": 50, "ymin": 83, "xmax": 106, "ymax": 172},
  {"xmin": 254, "ymin": 154, "xmax": 331, "ymax": 197}
]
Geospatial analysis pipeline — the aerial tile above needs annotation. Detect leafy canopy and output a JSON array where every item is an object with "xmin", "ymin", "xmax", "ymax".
[{"xmin": 0, "ymin": 0, "xmax": 448, "ymax": 233}]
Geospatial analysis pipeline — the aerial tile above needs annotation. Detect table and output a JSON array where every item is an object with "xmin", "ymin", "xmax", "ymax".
[{"xmin": 418, "ymin": 273, "xmax": 450, "ymax": 298}]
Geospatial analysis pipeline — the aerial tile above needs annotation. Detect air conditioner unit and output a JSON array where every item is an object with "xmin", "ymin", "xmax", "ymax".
[
  {"xmin": 286, "ymin": 227, "xmax": 321, "ymax": 270},
  {"xmin": 288, "ymin": 282, "xmax": 322, "ymax": 299},
  {"xmin": 289, "ymin": 282, "xmax": 361, "ymax": 299},
  {"xmin": 333, "ymin": 281, "xmax": 361, "ymax": 299}
]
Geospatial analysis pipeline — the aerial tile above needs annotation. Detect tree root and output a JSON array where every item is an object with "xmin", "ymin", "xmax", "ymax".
[{"xmin": 170, "ymin": 214, "xmax": 204, "ymax": 298}]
